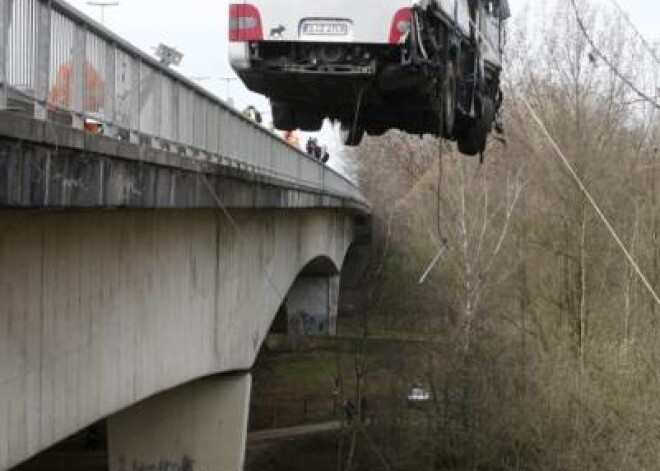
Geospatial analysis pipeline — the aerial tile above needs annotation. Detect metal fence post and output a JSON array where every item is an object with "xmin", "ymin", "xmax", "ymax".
[
  {"xmin": 152, "ymin": 70, "xmax": 161, "ymax": 147},
  {"xmin": 71, "ymin": 21, "xmax": 86, "ymax": 128},
  {"xmin": 104, "ymin": 42, "xmax": 117, "ymax": 136},
  {"xmin": 171, "ymin": 79, "xmax": 179, "ymax": 145},
  {"xmin": 0, "ymin": 0, "xmax": 11, "ymax": 110},
  {"xmin": 34, "ymin": 0, "xmax": 51, "ymax": 120},
  {"xmin": 129, "ymin": 56, "xmax": 140, "ymax": 143}
]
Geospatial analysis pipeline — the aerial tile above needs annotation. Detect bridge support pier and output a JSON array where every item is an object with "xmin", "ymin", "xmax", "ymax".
[
  {"xmin": 286, "ymin": 275, "xmax": 340, "ymax": 335},
  {"xmin": 107, "ymin": 374, "xmax": 252, "ymax": 471}
]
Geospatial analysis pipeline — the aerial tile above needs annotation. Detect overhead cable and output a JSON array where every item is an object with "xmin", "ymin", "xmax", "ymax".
[
  {"xmin": 568, "ymin": 0, "xmax": 660, "ymax": 110},
  {"xmin": 464, "ymin": 13, "xmax": 660, "ymax": 307},
  {"xmin": 606, "ymin": 0, "xmax": 660, "ymax": 67},
  {"xmin": 519, "ymin": 92, "xmax": 660, "ymax": 307}
]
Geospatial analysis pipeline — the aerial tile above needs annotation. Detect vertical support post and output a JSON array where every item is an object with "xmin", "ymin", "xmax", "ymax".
[
  {"xmin": 71, "ymin": 22, "xmax": 86, "ymax": 129},
  {"xmin": 129, "ymin": 57, "xmax": 140, "ymax": 143},
  {"xmin": 0, "ymin": 0, "xmax": 11, "ymax": 110},
  {"xmin": 171, "ymin": 78, "xmax": 179, "ymax": 145},
  {"xmin": 285, "ymin": 274, "xmax": 339, "ymax": 336},
  {"xmin": 201, "ymin": 99, "xmax": 209, "ymax": 158},
  {"xmin": 34, "ymin": 0, "xmax": 51, "ymax": 120},
  {"xmin": 108, "ymin": 374, "xmax": 252, "ymax": 471},
  {"xmin": 104, "ymin": 42, "xmax": 117, "ymax": 136},
  {"xmin": 152, "ymin": 70, "xmax": 161, "ymax": 147},
  {"xmin": 328, "ymin": 274, "xmax": 339, "ymax": 335}
]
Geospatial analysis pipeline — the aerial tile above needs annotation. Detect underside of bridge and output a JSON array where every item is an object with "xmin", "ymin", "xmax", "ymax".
[
  {"xmin": 0, "ymin": 207, "xmax": 364, "ymax": 471},
  {"xmin": 7, "ymin": 243, "xmax": 369, "ymax": 471}
]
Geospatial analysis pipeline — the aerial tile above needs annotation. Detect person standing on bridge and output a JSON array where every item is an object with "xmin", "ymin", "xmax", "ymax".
[
  {"xmin": 305, "ymin": 137, "xmax": 330, "ymax": 164},
  {"xmin": 284, "ymin": 130, "xmax": 300, "ymax": 149},
  {"xmin": 320, "ymin": 144, "xmax": 329, "ymax": 164},
  {"xmin": 243, "ymin": 105, "xmax": 263, "ymax": 124},
  {"xmin": 306, "ymin": 137, "xmax": 320, "ymax": 159},
  {"xmin": 49, "ymin": 61, "xmax": 105, "ymax": 112}
]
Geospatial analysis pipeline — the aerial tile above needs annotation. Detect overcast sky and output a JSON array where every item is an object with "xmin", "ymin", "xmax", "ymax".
[{"xmin": 61, "ymin": 0, "xmax": 659, "ymax": 173}]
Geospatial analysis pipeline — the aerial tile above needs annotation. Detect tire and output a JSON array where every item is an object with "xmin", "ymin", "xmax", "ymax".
[
  {"xmin": 457, "ymin": 96, "xmax": 494, "ymax": 156},
  {"xmin": 340, "ymin": 122, "xmax": 364, "ymax": 147},
  {"xmin": 457, "ymin": 123, "xmax": 485, "ymax": 156},
  {"xmin": 443, "ymin": 60, "xmax": 458, "ymax": 138},
  {"xmin": 272, "ymin": 102, "xmax": 295, "ymax": 130}
]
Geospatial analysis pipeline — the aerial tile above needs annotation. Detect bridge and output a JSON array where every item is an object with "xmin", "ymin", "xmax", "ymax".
[{"xmin": 0, "ymin": 1, "xmax": 369, "ymax": 471}]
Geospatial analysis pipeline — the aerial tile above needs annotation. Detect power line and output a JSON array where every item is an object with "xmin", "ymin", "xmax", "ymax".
[
  {"xmin": 568, "ymin": 0, "xmax": 660, "ymax": 111},
  {"xmin": 466, "ymin": 4, "xmax": 660, "ymax": 306},
  {"xmin": 518, "ymin": 92, "xmax": 660, "ymax": 308},
  {"xmin": 606, "ymin": 0, "xmax": 660, "ymax": 67}
]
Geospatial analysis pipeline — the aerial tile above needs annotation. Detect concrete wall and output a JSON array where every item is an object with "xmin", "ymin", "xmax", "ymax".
[
  {"xmin": 0, "ymin": 208, "xmax": 354, "ymax": 470},
  {"xmin": 286, "ymin": 276, "xmax": 339, "ymax": 335},
  {"xmin": 108, "ymin": 374, "xmax": 252, "ymax": 471}
]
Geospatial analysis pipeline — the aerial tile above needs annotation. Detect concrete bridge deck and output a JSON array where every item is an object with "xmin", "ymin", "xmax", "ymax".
[{"xmin": 0, "ymin": 111, "xmax": 367, "ymax": 212}]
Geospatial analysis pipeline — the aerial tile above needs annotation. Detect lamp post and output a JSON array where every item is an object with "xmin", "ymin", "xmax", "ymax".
[
  {"xmin": 185, "ymin": 76, "xmax": 241, "ymax": 108},
  {"xmin": 86, "ymin": 1, "xmax": 119, "ymax": 24},
  {"xmin": 218, "ymin": 77, "xmax": 239, "ymax": 107}
]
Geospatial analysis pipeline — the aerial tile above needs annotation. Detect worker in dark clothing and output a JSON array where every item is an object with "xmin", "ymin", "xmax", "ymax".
[
  {"xmin": 320, "ymin": 145, "xmax": 329, "ymax": 163},
  {"xmin": 306, "ymin": 137, "xmax": 330, "ymax": 164},
  {"xmin": 306, "ymin": 137, "xmax": 320, "ymax": 159},
  {"xmin": 343, "ymin": 399, "xmax": 356, "ymax": 425}
]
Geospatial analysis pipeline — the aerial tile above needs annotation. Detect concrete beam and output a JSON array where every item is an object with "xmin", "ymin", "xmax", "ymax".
[
  {"xmin": 108, "ymin": 374, "xmax": 251, "ymax": 471},
  {"xmin": 0, "ymin": 112, "xmax": 369, "ymax": 213}
]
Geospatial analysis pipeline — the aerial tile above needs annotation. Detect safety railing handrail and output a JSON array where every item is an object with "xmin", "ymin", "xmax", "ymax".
[{"xmin": 0, "ymin": 0, "xmax": 366, "ymax": 205}]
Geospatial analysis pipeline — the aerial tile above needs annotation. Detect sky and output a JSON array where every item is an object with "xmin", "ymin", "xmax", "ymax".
[{"xmin": 61, "ymin": 0, "xmax": 660, "ymax": 174}]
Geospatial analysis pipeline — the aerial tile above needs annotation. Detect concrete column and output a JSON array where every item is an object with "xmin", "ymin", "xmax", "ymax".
[
  {"xmin": 286, "ymin": 275, "xmax": 339, "ymax": 336},
  {"xmin": 107, "ymin": 373, "xmax": 252, "ymax": 471}
]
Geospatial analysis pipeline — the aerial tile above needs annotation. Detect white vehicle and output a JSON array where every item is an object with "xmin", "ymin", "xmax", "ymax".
[
  {"xmin": 407, "ymin": 384, "xmax": 432, "ymax": 402},
  {"xmin": 229, "ymin": 0, "xmax": 509, "ymax": 155}
]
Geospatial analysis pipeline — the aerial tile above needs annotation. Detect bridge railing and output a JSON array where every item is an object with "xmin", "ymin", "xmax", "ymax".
[{"xmin": 0, "ymin": 0, "xmax": 365, "ymax": 204}]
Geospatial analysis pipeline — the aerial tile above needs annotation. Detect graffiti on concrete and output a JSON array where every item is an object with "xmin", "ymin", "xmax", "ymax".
[{"xmin": 118, "ymin": 455, "xmax": 195, "ymax": 471}]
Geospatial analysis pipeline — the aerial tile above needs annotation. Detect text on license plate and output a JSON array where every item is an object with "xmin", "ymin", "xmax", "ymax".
[{"xmin": 302, "ymin": 22, "xmax": 349, "ymax": 36}]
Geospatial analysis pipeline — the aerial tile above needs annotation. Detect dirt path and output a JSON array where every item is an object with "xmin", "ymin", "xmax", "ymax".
[{"xmin": 247, "ymin": 421, "xmax": 342, "ymax": 443}]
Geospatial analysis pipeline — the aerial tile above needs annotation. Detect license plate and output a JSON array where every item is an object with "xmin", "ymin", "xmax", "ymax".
[{"xmin": 302, "ymin": 21, "xmax": 349, "ymax": 36}]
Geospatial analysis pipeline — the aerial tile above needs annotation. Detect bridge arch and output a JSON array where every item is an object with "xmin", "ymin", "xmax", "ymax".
[{"xmin": 270, "ymin": 255, "xmax": 341, "ymax": 337}]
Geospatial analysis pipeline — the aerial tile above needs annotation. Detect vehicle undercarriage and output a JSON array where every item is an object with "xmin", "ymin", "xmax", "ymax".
[{"xmin": 235, "ymin": 2, "xmax": 505, "ymax": 155}]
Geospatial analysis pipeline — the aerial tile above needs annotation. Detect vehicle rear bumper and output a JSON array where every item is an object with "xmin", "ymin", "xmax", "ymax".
[
  {"xmin": 238, "ymin": 61, "xmax": 428, "ymax": 103},
  {"xmin": 237, "ymin": 68, "xmax": 376, "ymax": 107}
]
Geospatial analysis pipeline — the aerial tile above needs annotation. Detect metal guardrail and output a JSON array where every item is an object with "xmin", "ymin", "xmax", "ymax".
[{"xmin": 0, "ymin": 0, "xmax": 365, "ymax": 205}]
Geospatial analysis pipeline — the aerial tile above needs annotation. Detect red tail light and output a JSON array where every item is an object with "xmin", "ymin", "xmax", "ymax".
[
  {"xmin": 229, "ymin": 4, "xmax": 263, "ymax": 42},
  {"xmin": 389, "ymin": 8, "xmax": 412, "ymax": 44}
]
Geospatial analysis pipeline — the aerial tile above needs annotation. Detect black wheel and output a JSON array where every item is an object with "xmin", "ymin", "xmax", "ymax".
[
  {"xmin": 457, "ymin": 96, "xmax": 494, "ymax": 156},
  {"xmin": 457, "ymin": 123, "xmax": 485, "ymax": 156},
  {"xmin": 340, "ymin": 122, "xmax": 364, "ymax": 146},
  {"xmin": 443, "ymin": 59, "xmax": 458, "ymax": 138},
  {"xmin": 272, "ymin": 102, "xmax": 295, "ymax": 130}
]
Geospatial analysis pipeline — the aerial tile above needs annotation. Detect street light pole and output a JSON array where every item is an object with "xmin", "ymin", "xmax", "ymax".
[
  {"xmin": 86, "ymin": 1, "xmax": 119, "ymax": 24},
  {"xmin": 219, "ymin": 77, "xmax": 239, "ymax": 106}
]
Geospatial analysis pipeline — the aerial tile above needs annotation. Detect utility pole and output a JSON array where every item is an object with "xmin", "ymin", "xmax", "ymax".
[{"xmin": 86, "ymin": 1, "xmax": 119, "ymax": 25}]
